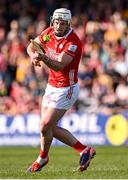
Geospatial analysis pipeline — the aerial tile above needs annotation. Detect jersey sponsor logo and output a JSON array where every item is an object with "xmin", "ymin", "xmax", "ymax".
[
  {"xmin": 47, "ymin": 47, "xmax": 60, "ymax": 60},
  {"xmin": 68, "ymin": 45, "xmax": 77, "ymax": 52}
]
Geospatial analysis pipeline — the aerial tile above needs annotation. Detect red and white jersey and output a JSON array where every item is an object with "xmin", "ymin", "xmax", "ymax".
[{"xmin": 39, "ymin": 27, "xmax": 82, "ymax": 88}]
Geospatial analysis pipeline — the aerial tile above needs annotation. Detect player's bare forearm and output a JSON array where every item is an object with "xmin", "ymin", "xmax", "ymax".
[
  {"xmin": 38, "ymin": 54, "xmax": 65, "ymax": 71},
  {"xmin": 27, "ymin": 40, "xmax": 70, "ymax": 70}
]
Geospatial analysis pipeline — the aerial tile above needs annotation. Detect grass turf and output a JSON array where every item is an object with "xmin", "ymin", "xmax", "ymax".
[{"xmin": 0, "ymin": 146, "xmax": 128, "ymax": 179}]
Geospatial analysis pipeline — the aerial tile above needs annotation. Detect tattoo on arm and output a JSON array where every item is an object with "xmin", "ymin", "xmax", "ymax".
[{"xmin": 40, "ymin": 54, "xmax": 64, "ymax": 71}]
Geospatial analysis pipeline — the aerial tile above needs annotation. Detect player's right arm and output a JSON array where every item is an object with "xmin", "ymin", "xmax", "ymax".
[{"xmin": 27, "ymin": 37, "xmax": 45, "ymax": 67}]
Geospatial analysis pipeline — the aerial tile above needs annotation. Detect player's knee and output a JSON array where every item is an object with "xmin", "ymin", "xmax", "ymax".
[{"xmin": 40, "ymin": 121, "xmax": 51, "ymax": 135}]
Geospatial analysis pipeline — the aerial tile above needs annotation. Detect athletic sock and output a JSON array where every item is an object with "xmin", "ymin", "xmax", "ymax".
[
  {"xmin": 39, "ymin": 150, "xmax": 48, "ymax": 158},
  {"xmin": 72, "ymin": 141, "xmax": 87, "ymax": 153},
  {"xmin": 36, "ymin": 150, "xmax": 48, "ymax": 165}
]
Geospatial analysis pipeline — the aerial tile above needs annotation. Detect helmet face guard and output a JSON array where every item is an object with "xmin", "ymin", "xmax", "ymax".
[{"xmin": 51, "ymin": 8, "xmax": 72, "ymax": 25}]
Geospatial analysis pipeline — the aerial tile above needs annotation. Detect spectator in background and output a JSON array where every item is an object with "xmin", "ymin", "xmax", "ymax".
[{"xmin": 7, "ymin": 20, "xmax": 19, "ymax": 41}]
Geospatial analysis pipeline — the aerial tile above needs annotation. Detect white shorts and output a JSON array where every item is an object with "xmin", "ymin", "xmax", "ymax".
[{"xmin": 42, "ymin": 83, "xmax": 79, "ymax": 110}]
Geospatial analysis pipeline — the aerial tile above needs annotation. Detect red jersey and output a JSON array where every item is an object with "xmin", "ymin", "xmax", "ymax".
[{"xmin": 39, "ymin": 27, "xmax": 82, "ymax": 88}]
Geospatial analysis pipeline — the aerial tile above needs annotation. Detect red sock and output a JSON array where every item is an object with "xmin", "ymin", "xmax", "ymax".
[
  {"xmin": 39, "ymin": 150, "xmax": 48, "ymax": 158},
  {"xmin": 72, "ymin": 141, "xmax": 87, "ymax": 153}
]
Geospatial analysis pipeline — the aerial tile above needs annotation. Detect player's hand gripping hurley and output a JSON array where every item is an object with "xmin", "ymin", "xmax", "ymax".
[
  {"xmin": 30, "ymin": 39, "xmax": 45, "ymax": 55},
  {"xmin": 30, "ymin": 39, "xmax": 46, "ymax": 67}
]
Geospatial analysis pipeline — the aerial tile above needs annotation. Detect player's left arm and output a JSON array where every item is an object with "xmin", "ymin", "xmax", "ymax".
[
  {"xmin": 36, "ymin": 41, "xmax": 78, "ymax": 71},
  {"xmin": 27, "ymin": 37, "xmax": 74, "ymax": 70},
  {"xmin": 37, "ymin": 52, "xmax": 73, "ymax": 71}
]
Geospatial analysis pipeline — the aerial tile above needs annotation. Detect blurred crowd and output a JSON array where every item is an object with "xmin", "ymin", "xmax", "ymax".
[{"xmin": 0, "ymin": 0, "xmax": 128, "ymax": 115}]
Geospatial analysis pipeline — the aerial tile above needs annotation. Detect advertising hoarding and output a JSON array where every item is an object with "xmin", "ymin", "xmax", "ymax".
[{"xmin": 0, "ymin": 112, "xmax": 127, "ymax": 146}]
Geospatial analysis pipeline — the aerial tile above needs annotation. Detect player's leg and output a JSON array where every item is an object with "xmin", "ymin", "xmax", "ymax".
[
  {"xmin": 39, "ymin": 106, "xmax": 66, "ymax": 152},
  {"xmin": 53, "ymin": 126, "xmax": 96, "ymax": 171},
  {"xmin": 42, "ymin": 81, "xmax": 96, "ymax": 172},
  {"xmin": 53, "ymin": 126, "xmax": 87, "ymax": 152},
  {"xmin": 27, "ymin": 106, "xmax": 66, "ymax": 173}
]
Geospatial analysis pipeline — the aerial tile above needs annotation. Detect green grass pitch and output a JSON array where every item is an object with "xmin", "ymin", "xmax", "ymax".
[{"xmin": 0, "ymin": 146, "xmax": 127, "ymax": 179}]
